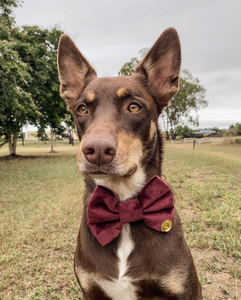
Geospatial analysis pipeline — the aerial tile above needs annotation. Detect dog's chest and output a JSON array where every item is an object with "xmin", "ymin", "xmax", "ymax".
[
  {"xmin": 76, "ymin": 213, "xmax": 192, "ymax": 299},
  {"xmin": 97, "ymin": 223, "xmax": 137, "ymax": 300}
]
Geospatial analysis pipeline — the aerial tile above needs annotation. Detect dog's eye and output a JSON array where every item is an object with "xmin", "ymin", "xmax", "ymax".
[
  {"xmin": 128, "ymin": 103, "xmax": 141, "ymax": 113},
  {"xmin": 78, "ymin": 105, "xmax": 88, "ymax": 115}
]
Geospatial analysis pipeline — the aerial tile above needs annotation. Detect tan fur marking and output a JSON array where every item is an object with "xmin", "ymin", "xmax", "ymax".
[
  {"xmin": 117, "ymin": 88, "xmax": 129, "ymax": 98},
  {"xmin": 75, "ymin": 266, "xmax": 92, "ymax": 290},
  {"xmin": 149, "ymin": 121, "xmax": 156, "ymax": 140},
  {"xmin": 86, "ymin": 92, "xmax": 95, "ymax": 102},
  {"xmin": 94, "ymin": 134, "xmax": 146, "ymax": 201},
  {"xmin": 117, "ymin": 133, "xmax": 143, "ymax": 174},
  {"xmin": 160, "ymin": 269, "xmax": 187, "ymax": 295}
]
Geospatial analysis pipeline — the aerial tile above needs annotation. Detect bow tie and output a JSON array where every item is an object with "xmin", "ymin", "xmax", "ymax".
[{"xmin": 87, "ymin": 176, "xmax": 174, "ymax": 246}]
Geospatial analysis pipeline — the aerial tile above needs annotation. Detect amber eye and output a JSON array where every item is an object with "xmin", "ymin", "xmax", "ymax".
[
  {"xmin": 78, "ymin": 105, "xmax": 88, "ymax": 115},
  {"xmin": 128, "ymin": 103, "xmax": 141, "ymax": 113}
]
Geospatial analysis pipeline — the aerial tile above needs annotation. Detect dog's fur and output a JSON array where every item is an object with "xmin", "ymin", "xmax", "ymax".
[{"xmin": 57, "ymin": 28, "xmax": 203, "ymax": 300}]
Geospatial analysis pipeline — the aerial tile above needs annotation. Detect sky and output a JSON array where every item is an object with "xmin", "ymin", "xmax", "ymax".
[{"xmin": 14, "ymin": 0, "xmax": 241, "ymax": 129}]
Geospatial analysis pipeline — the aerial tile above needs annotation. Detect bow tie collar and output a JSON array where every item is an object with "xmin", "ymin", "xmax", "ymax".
[{"xmin": 87, "ymin": 176, "xmax": 174, "ymax": 246}]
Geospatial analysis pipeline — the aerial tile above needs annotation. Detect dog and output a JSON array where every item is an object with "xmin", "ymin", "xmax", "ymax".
[{"xmin": 57, "ymin": 27, "xmax": 203, "ymax": 300}]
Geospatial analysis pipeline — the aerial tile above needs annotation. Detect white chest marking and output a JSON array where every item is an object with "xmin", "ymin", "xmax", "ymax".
[
  {"xmin": 97, "ymin": 224, "xmax": 137, "ymax": 300},
  {"xmin": 94, "ymin": 165, "xmax": 146, "ymax": 201},
  {"xmin": 93, "ymin": 167, "xmax": 146, "ymax": 299},
  {"xmin": 117, "ymin": 223, "xmax": 134, "ymax": 279}
]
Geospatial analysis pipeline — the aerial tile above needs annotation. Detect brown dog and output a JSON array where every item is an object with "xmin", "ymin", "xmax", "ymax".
[{"xmin": 57, "ymin": 28, "xmax": 203, "ymax": 300}]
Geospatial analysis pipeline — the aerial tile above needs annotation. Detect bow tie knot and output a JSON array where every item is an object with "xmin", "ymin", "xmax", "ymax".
[
  {"xmin": 118, "ymin": 198, "xmax": 143, "ymax": 224},
  {"xmin": 87, "ymin": 176, "xmax": 174, "ymax": 246}
]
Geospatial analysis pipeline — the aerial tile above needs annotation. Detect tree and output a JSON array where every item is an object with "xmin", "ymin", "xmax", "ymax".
[
  {"xmin": 175, "ymin": 125, "xmax": 194, "ymax": 137},
  {"xmin": 0, "ymin": 0, "xmax": 40, "ymax": 155},
  {"xmin": 12, "ymin": 25, "xmax": 67, "ymax": 152},
  {"xmin": 1, "ymin": 1, "xmax": 68, "ymax": 155},
  {"xmin": 64, "ymin": 113, "xmax": 75, "ymax": 145},
  {"xmin": 118, "ymin": 48, "xmax": 148, "ymax": 76},
  {"xmin": 0, "ymin": 40, "xmax": 39, "ymax": 155},
  {"xmin": 163, "ymin": 70, "xmax": 207, "ymax": 139},
  {"xmin": 0, "ymin": 0, "xmax": 21, "ymax": 40},
  {"xmin": 118, "ymin": 57, "xmax": 139, "ymax": 76},
  {"xmin": 228, "ymin": 124, "xmax": 237, "ymax": 136},
  {"xmin": 235, "ymin": 123, "xmax": 241, "ymax": 135},
  {"xmin": 119, "ymin": 53, "xmax": 208, "ymax": 140},
  {"xmin": 208, "ymin": 127, "xmax": 220, "ymax": 133}
]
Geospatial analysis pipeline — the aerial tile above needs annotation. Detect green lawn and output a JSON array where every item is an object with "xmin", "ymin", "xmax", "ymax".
[
  {"xmin": 163, "ymin": 142, "xmax": 241, "ymax": 299},
  {"xmin": 0, "ymin": 146, "xmax": 83, "ymax": 299},
  {"xmin": 0, "ymin": 139, "xmax": 78, "ymax": 157},
  {"xmin": 0, "ymin": 141, "xmax": 240, "ymax": 299}
]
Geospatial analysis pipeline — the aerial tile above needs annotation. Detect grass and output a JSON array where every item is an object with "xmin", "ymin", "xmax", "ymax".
[
  {"xmin": 163, "ymin": 142, "xmax": 241, "ymax": 299},
  {"xmin": 0, "ymin": 144, "xmax": 83, "ymax": 299},
  {"xmin": 0, "ymin": 140, "xmax": 78, "ymax": 157},
  {"xmin": 0, "ymin": 141, "xmax": 241, "ymax": 299}
]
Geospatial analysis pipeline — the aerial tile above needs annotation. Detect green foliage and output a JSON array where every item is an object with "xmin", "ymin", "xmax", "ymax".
[
  {"xmin": 228, "ymin": 123, "xmax": 241, "ymax": 136},
  {"xmin": 0, "ymin": 40, "xmax": 39, "ymax": 143},
  {"xmin": 228, "ymin": 124, "xmax": 238, "ymax": 135},
  {"xmin": 12, "ymin": 26, "xmax": 67, "ymax": 134},
  {"xmin": 0, "ymin": 0, "xmax": 21, "ymax": 39},
  {"xmin": 118, "ymin": 48, "xmax": 148, "ymax": 76},
  {"xmin": 235, "ymin": 123, "xmax": 241, "ymax": 135},
  {"xmin": 17, "ymin": 131, "xmax": 25, "ymax": 138},
  {"xmin": 118, "ymin": 57, "xmax": 139, "ymax": 76},
  {"xmin": 175, "ymin": 125, "xmax": 194, "ymax": 136},
  {"xmin": 0, "ymin": 0, "xmax": 67, "ymax": 155}
]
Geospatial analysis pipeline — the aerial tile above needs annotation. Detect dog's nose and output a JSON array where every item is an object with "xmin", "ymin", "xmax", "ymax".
[{"xmin": 82, "ymin": 136, "xmax": 116, "ymax": 166}]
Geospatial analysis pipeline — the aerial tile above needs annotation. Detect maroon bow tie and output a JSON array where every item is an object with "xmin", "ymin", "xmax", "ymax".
[{"xmin": 87, "ymin": 176, "xmax": 174, "ymax": 246}]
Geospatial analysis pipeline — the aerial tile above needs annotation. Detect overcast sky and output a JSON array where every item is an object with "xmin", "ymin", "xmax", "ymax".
[{"xmin": 14, "ymin": 0, "xmax": 241, "ymax": 128}]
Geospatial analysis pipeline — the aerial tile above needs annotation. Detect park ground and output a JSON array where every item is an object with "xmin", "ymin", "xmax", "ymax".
[{"xmin": 0, "ymin": 140, "xmax": 241, "ymax": 299}]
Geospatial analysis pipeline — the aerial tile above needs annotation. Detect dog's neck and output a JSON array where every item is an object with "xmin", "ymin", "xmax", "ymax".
[
  {"xmin": 142, "ymin": 130, "xmax": 163, "ymax": 180},
  {"xmin": 84, "ymin": 131, "xmax": 163, "ymax": 202},
  {"xmin": 93, "ymin": 165, "xmax": 146, "ymax": 201}
]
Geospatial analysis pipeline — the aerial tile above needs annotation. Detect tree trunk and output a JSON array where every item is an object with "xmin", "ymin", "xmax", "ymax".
[
  {"xmin": 171, "ymin": 130, "xmax": 176, "ymax": 140},
  {"xmin": 50, "ymin": 129, "xmax": 55, "ymax": 152},
  {"xmin": 8, "ymin": 135, "xmax": 17, "ymax": 156},
  {"xmin": 161, "ymin": 114, "xmax": 170, "ymax": 140},
  {"xmin": 169, "ymin": 128, "xmax": 177, "ymax": 140},
  {"xmin": 68, "ymin": 127, "xmax": 72, "ymax": 144},
  {"xmin": 68, "ymin": 127, "xmax": 74, "ymax": 146},
  {"xmin": 71, "ymin": 129, "xmax": 74, "ymax": 146}
]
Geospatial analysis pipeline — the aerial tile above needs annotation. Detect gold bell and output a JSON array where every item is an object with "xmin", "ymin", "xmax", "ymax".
[{"xmin": 161, "ymin": 220, "xmax": 172, "ymax": 232}]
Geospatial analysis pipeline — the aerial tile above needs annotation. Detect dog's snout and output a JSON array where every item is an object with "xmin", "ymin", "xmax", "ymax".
[{"xmin": 82, "ymin": 136, "xmax": 116, "ymax": 166}]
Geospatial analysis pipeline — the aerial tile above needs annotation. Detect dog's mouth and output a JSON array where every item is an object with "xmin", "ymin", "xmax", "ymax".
[
  {"xmin": 83, "ymin": 165, "xmax": 137, "ymax": 178},
  {"xmin": 123, "ymin": 166, "xmax": 137, "ymax": 177},
  {"xmin": 89, "ymin": 170, "xmax": 109, "ymax": 175}
]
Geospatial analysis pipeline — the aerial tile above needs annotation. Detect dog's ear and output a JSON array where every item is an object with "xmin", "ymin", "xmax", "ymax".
[
  {"xmin": 135, "ymin": 28, "xmax": 181, "ymax": 112},
  {"xmin": 58, "ymin": 34, "xmax": 97, "ymax": 111}
]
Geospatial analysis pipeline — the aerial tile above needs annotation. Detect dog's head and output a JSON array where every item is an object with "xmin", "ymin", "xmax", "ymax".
[{"xmin": 57, "ymin": 28, "xmax": 181, "ymax": 199}]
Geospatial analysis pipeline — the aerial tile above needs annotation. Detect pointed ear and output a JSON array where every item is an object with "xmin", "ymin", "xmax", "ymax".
[
  {"xmin": 57, "ymin": 34, "xmax": 97, "ymax": 110},
  {"xmin": 135, "ymin": 28, "xmax": 181, "ymax": 112}
]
